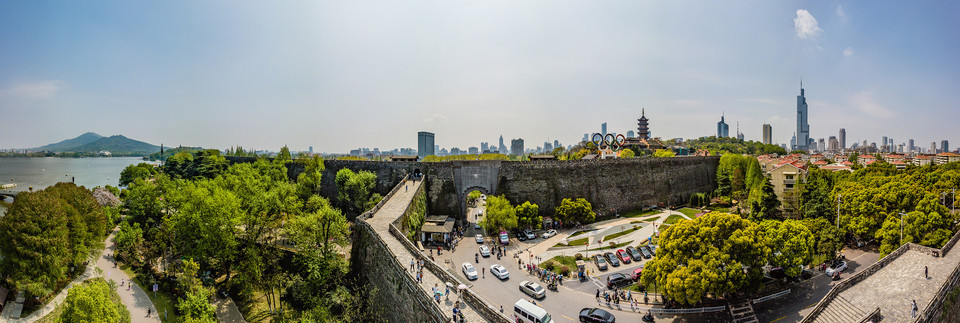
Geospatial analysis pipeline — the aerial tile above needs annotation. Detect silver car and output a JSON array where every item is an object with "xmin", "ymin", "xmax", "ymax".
[
  {"xmin": 479, "ymin": 245, "xmax": 491, "ymax": 257},
  {"xmin": 519, "ymin": 280, "xmax": 546, "ymax": 299},
  {"xmin": 826, "ymin": 261, "xmax": 847, "ymax": 276},
  {"xmin": 490, "ymin": 264, "xmax": 509, "ymax": 280},
  {"xmin": 462, "ymin": 263, "xmax": 478, "ymax": 280}
]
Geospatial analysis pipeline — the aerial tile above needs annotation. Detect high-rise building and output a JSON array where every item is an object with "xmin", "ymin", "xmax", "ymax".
[
  {"xmin": 717, "ymin": 114, "xmax": 729, "ymax": 138},
  {"xmin": 828, "ymin": 136, "xmax": 839, "ymax": 152},
  {"xmin": 435, "ymin": 145, "xmax": 440, "ymax": 155},
  {"xmin": 554, "ymin": 140, "xmax": 561, "ymax": 149},
  {"xmin": 582, "ymin": 134, "xmax": 589, "ymax": 143},
  {"xmin": 818, "ymin": 138, "xmax": 826, "ymax": 152},
  {"xmin": 308, "ymin": 146, "xmax": 313, "ymax": 154},
  {"xmin": 637, "ymin": 109, "xmax": 650, "ymax": 140},
  {"xmin": 626, "ymin": 131, "xmax": 635, "ymax": 138},
  {"xmin": 510, "ymin": 139, "xmax": 524, "ymax": 156},
  {"xmin": 943, "ymin": 140, "xmax": 950, "ymax": 153},
  {"xmin": 499, "ymin": 135, "xmax": 507, "ymax": 154},
  {"xmin": 790, "ymin": 133, "xmax": 797, "ymax": 150},
  {"xmin": 736, "ymin": 122, "xmax": 744, "ymax": 141},
  {"xmin": 839, "ymin": 128, "xmax": 846, "ymax": 150},
  {"xmin": 544, "ymin": 142, "xmax": 553, "ymax": 152},
  {"xmin": 796, "ymin": 81, "xmax": 810, "ymax": 151},
  {"xmin": 469, "ymin": 147, "xmax": 479, "ymax": 155},
  {"xmin": 480, "ymin": 142, "xmax": 489, "ymax": 152},
  {"xmin": 417, "ymin": 131, "xmax": 435, "ymax": 158},
  {"xmin": 881, "ymin": 136, "xmax": 888, "ymax": 152},
  {"xmin": 601, "ymin": 123, "xmax": 607, "ymax": 138},
  {"xmin": 932, "ymin": 142, "xmax": 938, "ymax": 154},
  {"xmin": 762, "ymin": 124, "xmax": 772, "ymax": 145},
  {"xmin": 908, "ymin": 139, "xmax": 915, "ymax": 153}
]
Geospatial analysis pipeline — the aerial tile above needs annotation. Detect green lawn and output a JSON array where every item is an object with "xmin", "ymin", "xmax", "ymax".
[
  {"xmin": 602, "ymin": 226, "xmax": 641, "ymax": 241},
  {"xmin": 677, "ymin": 208, "xmax": 701, "ymax": 218},
  {"xmin": 539, "ymin": 256, "xmax": 579, "ymax": 275},
  {"xmin": 587, "ymin": 240, "xmax": 634, "ymax": 251},
  {"xmin": 663, "ymin": 214, "xmax": 687, "ymax": 225},
  {"xmin": 567, "ymin": 237, "xmax": 589, "ymax": 246},
  {"xmin": 641, "ymin": 216, "xmax": 661, "ymax": 222},
  {"xmin": 624, "ymin": 209, "xmax": 659, "ymax": 218},
  {"xmin": 37, "ymin": 278, "xmax": 131, "ymax": 323},
  {"xmin": 121, "ymin": 264, "xmax": 179, "ymax": 323},
  {"xmin": 569, "ymin": 229, "xmax": 596, "ymax": 238}
]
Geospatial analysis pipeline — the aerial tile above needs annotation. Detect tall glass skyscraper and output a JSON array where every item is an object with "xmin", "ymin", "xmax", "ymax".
[
  {"xmin": 417, "ymin": 131, "xmax": 435, "ymax": 158},
  {"xmin": 796, "ymin": 81, "xmax": 810, "ymax": 151}
]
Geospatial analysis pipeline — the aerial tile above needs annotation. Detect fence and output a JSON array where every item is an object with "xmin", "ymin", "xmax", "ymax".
[
  {"xmin": 649, "ymin": 305, "xmax": 728, "ymax": 314},
  {"xmin": 752, "ymin": 289, "xmax": 791, "ymax": 305}
]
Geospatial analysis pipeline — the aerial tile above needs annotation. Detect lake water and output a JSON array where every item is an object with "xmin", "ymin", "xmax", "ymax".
[{"xmin": 0, "ymin": 157, "xmax": 150, "ymax": 216}]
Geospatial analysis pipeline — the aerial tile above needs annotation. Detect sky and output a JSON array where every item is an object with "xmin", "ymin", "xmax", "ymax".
[{"xmin": 1, "ymin": 1, "xmax": 958, "ymax": 153}]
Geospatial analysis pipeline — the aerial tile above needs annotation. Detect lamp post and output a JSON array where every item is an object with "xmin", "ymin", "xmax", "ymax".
[{"xmin": 897, "ymin": 212, "xmax": 906, "ymax": 245}]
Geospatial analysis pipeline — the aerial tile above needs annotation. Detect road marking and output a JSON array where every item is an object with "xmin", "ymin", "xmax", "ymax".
[
  {"xmin": 769, "ymin": 316, "xmax": 787, "ymax": 323},
  {"xmin": 804, "ymin": 303, "xmax": 817, "ymax": 309},
  {"xmin": 561, "ymin": 315, "xmax": 576, "ymax": 321}
]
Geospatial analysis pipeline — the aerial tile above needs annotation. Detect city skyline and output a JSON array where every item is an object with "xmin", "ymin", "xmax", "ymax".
[{"xmin": 1, "ymin": 2, "xmax": 958, "ymax": 153}]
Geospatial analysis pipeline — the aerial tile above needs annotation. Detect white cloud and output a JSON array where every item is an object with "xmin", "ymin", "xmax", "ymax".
[
  {"xmin": 0, "ymin": 80, "xmax": 66, "ymax": 99},
  {"xmin": 422, "ymin": 113, "xmax": 448, "ymax": 123},
  {"xmin": 843, "ymin": 46, "xmax": 854, "ymax": 57},
  {"xmin": 836, "ymin": 5, "xmax": 846, "ymax": 19},
  {"xmin": 849, "ymin": 91, "xmax": 895, "ymax": 119},
  {"xmin": 794, "ymin": 9, "xmax": 823, "ymax": 39}
]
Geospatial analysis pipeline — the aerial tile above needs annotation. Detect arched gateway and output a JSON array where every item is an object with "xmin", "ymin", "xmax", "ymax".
[{"xmin": 451, "ymin": 160, "xmax": 501, "ymax": 220}]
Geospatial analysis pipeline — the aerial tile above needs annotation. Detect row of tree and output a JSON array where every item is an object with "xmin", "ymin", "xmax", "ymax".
[{"xmin": 478, "ymin": 196, "xmax": 597, "ymax": 232}]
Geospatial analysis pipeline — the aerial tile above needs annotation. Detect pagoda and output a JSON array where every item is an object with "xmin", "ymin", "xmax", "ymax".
[{"xmin": 637, "ymin": 109, "xmax": 650, "ymax": 140}]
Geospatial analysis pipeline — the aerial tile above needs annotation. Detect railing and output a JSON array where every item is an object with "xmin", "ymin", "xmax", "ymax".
[
  {"xmin": 860, "ymin": 307, "xmax": 881, "ymax": 323},
  {"xmin": 649, "ymin": 305, "xmax": 728, "ymax": 314},
  {"xmin": 358, "ymin": 174, "xmax": 409, "ymax": 221},
  {"xmin": 915, "ymin": 247, "xmax": 960, "ymax": 322},
  {"xmin": 752, "ymin": 289, "xmax": 791, "ymax": 305}
]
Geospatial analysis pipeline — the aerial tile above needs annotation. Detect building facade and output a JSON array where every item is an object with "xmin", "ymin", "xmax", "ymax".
[
  {"xmin": 762, "ymin": 124, "xmax": 772, "ymax": 145},
  {"xmin": 417, "ymin": 131, "xmax": 435, "ymax": 158},
  {"xmin": 839, "ymin": 128, "xmax": 846, "ymax": 150},
  {"xmin": 717, "ymin": 115, "xmax": 729, "ymax": 138},
  {"xmin": 510, "ymin": 139, "xmax": 524, "ymax": 156},
  {"xmin": 796, "ymin": 83, "xmax": 810, "ymax": 151}
]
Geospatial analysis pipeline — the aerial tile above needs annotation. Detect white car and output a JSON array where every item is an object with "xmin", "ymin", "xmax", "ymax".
[
  {"xmin": 524, "ymin": 230, "xmax": 536, "ymax": 240},
  {"xmin": 542, "ymin": 229, "xmax": 557, "ymax": 239},
  {"xmin": 479, "ymin": 245, "xmax": 491, "ymax": 257},
  {"xmin": 490, "ymin": 264, "xmax": 509, "ymax": 280},
  {"xmin": 519, "ymin": 280, "xmax": 546, "ymax": 299},
  {"xmin": 475, "ymin": 234, "xmax": 484, "ymax": 243},
  {"xmin": 825, "ymin": 261, "xmax": 847, "ymax": 276},
  {"xmin": 462, "ymin": 263, "xmax": 478, "ymax": 280}
]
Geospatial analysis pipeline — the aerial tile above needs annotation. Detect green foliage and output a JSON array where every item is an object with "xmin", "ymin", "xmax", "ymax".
[
  {"xmin": 276, "ymin": 145, "xmax": 293, "ymax": 164},
  {"xmin": 60, "ymin": 279, "xmax": 130, "ymax": 323},
  {"xmin": 0, "ymin": 183, "xmax": 108, "ymax": 298},
  {"xmin": 619, "ymin": 149, "xmax": 636, "ymax": 158},
  {"xmin": 515, "ymin": 201, "xmax": 542, "ymax": 230},
  {"xmin": 289, "ymin": 199, "xmax": 349, "ymax": 261},
  {"xmin": 114, "ymin": 220, "xmax": 145, "ymax": 267},
  {"xmin": 554, "ymin": 198, "xmax": 596, "ymax": 224},
  {"xmin": 800, "ymin": 218, "xmax": 842, "ymax": 258},
  {"xmin": 749, "ymin": 178, "xmax": 781, "ymax": 221},
  {"xmin": 334, "ymin": 168, "xmax": 378, "ymax": 215},
  {"xmin": 119, "ymin": 163, "xmax": 157, "ymax": 186},
  {"xmin": 480, "ymin": 195, "xmax": 518, "ymax": 232},
  {"xmin": 466, "ymin": 190, "xmax": 482, "ymax": 205},
  {"xmin": 684, "ymin": 136, "xmax": 787, "ymax": 156},
  {"xmin": 295, "ymin": 155, "xmax": 325, "ymax": 200},
  {"xmin": 148, "ymin": 146, "xmax": 204, "ymax": 161},
  {"xmin": 876, "ymin": 211, "xmax": 953, "ymax": 255},
  {"xmin": 641, "ymin": 212, "xmax": 769, "ymax": 305},
  {"xmin": 162, "ymin": 149, "xmax": 228, "ymax": 180},
  {"xmin": 420, "ymin": 153, "xmax": 510, "ymax": 162},
  {"xmin": 798, "ymin": 168, "xmax": 837, "ymax": 219},
  {"xmin": 760, "ymin": 220, "xmax": 814, "ymax": 277},
  {"xmin": 177, "ymin": 288, "xmax": 216, "ymax": 323},
  {"xmin": 652, "ymin": 149, "xmax": 675, "ymax": 158}
]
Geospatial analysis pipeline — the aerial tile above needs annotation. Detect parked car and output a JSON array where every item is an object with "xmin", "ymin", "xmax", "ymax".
[
  {"xmin": 474, "ymin": 222, "xmax": 481, "ymax": 229},
  {"xmin": 631, "ymin": 267, "xmax": 643, "ymax": 281},
  {"xmin": 524, "ymin": 230, "xmax": 536, "ymax": 240},
  {"xmin": 462, "ymin": 263, "xmax": 478, "ymax": 280},
  {"xmin": 579, "ymin": 307, "xmax": 616, "ymax": 323},
  {"xmin": 475, "ymin": 234, "xmax": 484, "ymax": 243},
  {"xmin": 490, "ymin": 264, "xmax": 509, "ymax": 280},
  {"xmin": 648, "ymin": 244, "xmax": 658, "ymax": 256},
  {"xmin": 604, "ymin": 252, "xmax": 620, "ymax": 267},
  {"xmin": 826, "ymin": 261, "xmax": 847, "ymax": 276},
  {"xmin": 479, "ymin": 245, "xmax": 491, "ymax": 257},
  {"xmin": 500, "ymin": 232, "xmax": 510, "ymax": 245},
  {"xmin": 542, "ymin": 229, "xmax": 557, "ymax": 239},
  {"xmin": 625, "ymin": 246, "xmax": 643, "ymax": 261},
  {"xmin": 606, "ymin": 273, "xmax": 631, "ymax": 289},
  {"xmin": 616, "ymin": 249, "xmax": 632, "ymax": 264},
  {"xmin": 517, "ymin": 232, "xmax": 527, "ymax": 241},
  {"xmin": 593, "ymin": 254, "xmax": 608, "ymax": 271},
  {"xmin": 638, "ymin": 246, "xmax": 653, "ymax": 259},
  {"xmin": 519, "ymin": 280, "xmax": 546, "ymax": 299}
]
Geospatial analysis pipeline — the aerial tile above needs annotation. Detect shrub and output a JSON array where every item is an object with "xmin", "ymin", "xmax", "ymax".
[
  {"xmin": 542, "ymin": 260, "xmax": 556, "ymax": 271},
  {"xmin": 560, "ymin": 266, "xmax": 570, "ymax": 276},
  {"xmin": 574, "ymin": 253, "xmax": 583, "ymax": 260}
]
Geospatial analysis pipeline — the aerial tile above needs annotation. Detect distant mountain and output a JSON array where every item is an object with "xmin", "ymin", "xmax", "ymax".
[
  {"xmin": 71, "ymin": 135, "xmax": 161, "ymax": 155},
  {"xmin": 32, "ymin": 132, "xmax": 104, "ymax": 151},
  {"xmin": 31, "ymin": 133, "xmax": 161, "ymax": 155}
]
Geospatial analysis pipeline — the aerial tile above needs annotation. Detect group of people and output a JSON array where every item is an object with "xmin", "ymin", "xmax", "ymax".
[
  {"xmin": 535, "ymin": 267, "xmax": 563, "ymax": 287},
  {"xmin": 596, "ymin": 288, "xmax": 645, "ymax": 311},
  {"xmin": 410, "ymin": 258, "xmax": 426, "ymax": 283}
]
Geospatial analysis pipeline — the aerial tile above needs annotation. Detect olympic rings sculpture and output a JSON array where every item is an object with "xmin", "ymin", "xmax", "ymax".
[{"xmin": 591, "ymin": 133, "xmax": 627, "ymax": 151}]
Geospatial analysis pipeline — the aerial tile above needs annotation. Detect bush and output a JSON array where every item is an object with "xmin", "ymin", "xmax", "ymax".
[
  {"xmin": 574, "ymin": 253, "xmax": 583, "ymax": 260},
  {"xmin": 542, "ymin": 260, "xmax": 556, "ymax": 271},
  {"xmin": 560, "ymin": 266, "xmax": 570, "ymax": 276}
]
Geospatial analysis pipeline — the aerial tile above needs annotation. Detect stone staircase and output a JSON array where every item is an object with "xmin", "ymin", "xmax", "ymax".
[
  {"xmin": 729, "ymin": 300, "xmax": 759, "ymax": 323},
  {"xmin": 813, "ymin": 295, "xmax": 867, "ymax": 323}
]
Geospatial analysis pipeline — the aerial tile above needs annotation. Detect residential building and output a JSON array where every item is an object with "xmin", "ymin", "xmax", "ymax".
[
  {"xmin": 796, "ymin": 82, "xmax": 810, "ymax": 151},
  {"xmin": 768, "ymin": 159, "xmax": 807, "ymax": 210},
  {"xmin": 469, "ymin": 147, "xmax": 479, "ymax": 155},
  {"xmin": 937, "ymin": 152, "xmax": 960, "ymax": 165},
  {"xmin": 417, "ymin": 131, "xmax": 435, "ymax": 158},
  {"xmin": 913, "ymin": 155, "xmax": 934, "ymax": 166},
  {"xmin": 510, "ymin": 139, "xmax": 524, "ymax": 156},
  {"xmin": 762, "ymin": 124, "xmax": 772, "ymax": 145},
  {"xmin": 818, "ymin": 138, "xmax": 826, "ymax": 152},
  {"xmin": 839, "ymin": 128, "xmax": 846, "ymax": 150}
]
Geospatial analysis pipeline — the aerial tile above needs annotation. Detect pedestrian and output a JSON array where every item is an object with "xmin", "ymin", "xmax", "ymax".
[
  {"xmin": 500, "ymin": 305, "xmax": 504, "ymax": 313},
  {"xmin": 925, "ymin": 265, "xmax": 929, "ymax": 279},
  {"xmin": 148, "ymin": 308, "xmax": 152, "ymax": 317},
  {"xmin": 483, "ymin": 267, "xmax": 486, "ymax": 278},
  {"xmin": 410, "ymin": 259, "xmax": 415, "ymax": 272},
  {"xmin": 405, "ymin": 185, "xmax": 408, "ymax": 192},
  {"xmin": 596, "ymin": 289, "xmax": 600, "ymax": 300},
  {"xmin": 912, "ymin": 299, "xmax": 918, "ymax": 318}
]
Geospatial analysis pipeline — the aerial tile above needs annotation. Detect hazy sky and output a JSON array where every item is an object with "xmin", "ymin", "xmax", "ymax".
[{"xmin": 1, "ymin": 1, "xmax": 958, "ymax": 153}]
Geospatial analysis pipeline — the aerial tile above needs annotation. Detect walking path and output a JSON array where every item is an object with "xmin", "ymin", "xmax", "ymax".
[
  {"xmin": 214, "ymin": 297, "xmax": 247, "ymax": 323},
  {"xmin": 365, "ymin": 179, "xmax": 485, "ymax": 322},
  {"xmin": 529, "ymin": 209, "xmax": 687, "ymax": 261}
]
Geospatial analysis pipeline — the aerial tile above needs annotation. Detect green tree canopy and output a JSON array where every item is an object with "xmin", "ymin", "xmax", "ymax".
[
  {"xmin": 60, "ymin": 279, "xmax": 130, "ymax": 323},
  {"xmin": 119, "ymin": 163, "xmax": 157, "ymax": 187},
  {"xmin": 515, "ymin": 201, "xmax": 542, "ymax": 230},
  {"xmin": 334, "ymin": 168, "xmax": 378, "ymax": 215},
  {"xmin": 480, "ymin": 195, "xmax": 518, "ymax": 232},
  {"xmin": 554, "ymin": 198, "xmax": 596, "ymax": 224},
  {"xmin": 761, "ymin": 219, "xmax": 814, "ymax": 277}
]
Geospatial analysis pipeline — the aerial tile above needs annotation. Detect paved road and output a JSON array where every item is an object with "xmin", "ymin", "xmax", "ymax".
[{"xmin": 99, "ymin": 227, "xmax": 161, "ymax": 322}]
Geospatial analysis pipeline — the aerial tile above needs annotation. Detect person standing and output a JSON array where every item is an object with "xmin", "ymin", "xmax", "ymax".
[
  {"xmin": 912, "ymin": 299, "xmax": 918, "ymax": 318},
  {"xmin": 925, "ymin": 265, "xmax": 929, "ymax": 279}
]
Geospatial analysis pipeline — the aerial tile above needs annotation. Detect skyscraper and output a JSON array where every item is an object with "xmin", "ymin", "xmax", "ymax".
[
  {"xmin": 932, "ymin": 142, "xmax": 938, "ymax": 154},
  {"xmin": 626, "ymin": 130, "xmax": 635, "ymax": 138},
  {"xmin": 554, "ymin": 140, "xmax": 560, "ymax": 149},
  {"xmin": 637, "ymin": 109, "xmax": 650, "ymax": 140},
  {"xmin": 908, "ymin": 139, "xmax": 915, "ymax": 153},
  {"xmin": 510, "ymin": 139, "xmax": 524, "ymax": 156},
  {"xmin": 839, "ymin": 128, "xmax": 846, "ymax": 150},
  {"xmin": 796, "ymin": 81, "xmax": 810, "ymax": 151},
  {"xmin": 791, "ymin": 133, "xmax": 797, "ymax": 150},
  {"xmin": 943, "ymin": 140, "xmax": 950, "ymax": 153},
  {"xmin": 736, "ymin": 121, "xmax": 744, "ymax": 141},
  {"xmin": 499, "ymin": 135, "xmax": 507, "ymax": 154},
  {"xmin": 762, "ymin": 124, "xmax": 772, "ymax": 145},
  {"xmin": 828, "ymin": 136, "xmax": 838, "ymax": 152},
  {"xmin": 717, "ymin": 114, "xmax": 729, "ymax": 138},
  {"xmin": 882, "ymin": 136, "xmax": 888, "ymax": 152},
  {"xmin": 308, "ymin": 146, "xmax": 313, "ymax": 154},
  {"xmin": 601, "ymin": 123, "xmax": 607, "ymax": 138},
  {"xmin": 480, "ymin": 142, "xmax": 489, "ymax": 152},
  {"xmin": 417, "ymin": 131, "xmax": 435, "ymax": 158}
]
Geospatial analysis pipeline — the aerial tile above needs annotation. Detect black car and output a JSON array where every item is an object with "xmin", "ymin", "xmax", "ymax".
[
  {"xmin": 606, "ymin": 273, "xmax": 631, "ymax": 289},
  {"xmin": 516, "ymin": 232, "xmax": 527, "ymax": 241},
  {"xmin": 603, "ymin": 252, "xmax": 620, "ymax": 267},
  {"xmin": 625, "ymin": 246, "xmax": 643, "ymax": 261},
  {"xmin": 638, "ymin": 246, "xmax": 653, "ymax": 259},
  {"xmin": 579, "ymin": 307, "xmax": 616, "ymax": 323}
]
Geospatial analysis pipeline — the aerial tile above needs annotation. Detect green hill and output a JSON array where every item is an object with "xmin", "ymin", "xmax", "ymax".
[
  {"xmin": 31, "ymin": 132, "xmax": 104, "ymax": 151},
  {"xmin": 70, "ymin": 135, "xmax": 161, "ymax": 155}
]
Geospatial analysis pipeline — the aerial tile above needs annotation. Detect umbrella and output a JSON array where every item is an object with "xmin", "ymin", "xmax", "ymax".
[
  {"xmin": 457, "ymin": 284, "xmax": 468, "ymax": 290},
  {"xmin": 446, "ymin": 282, "xmax": 455, "ymax": 289}
]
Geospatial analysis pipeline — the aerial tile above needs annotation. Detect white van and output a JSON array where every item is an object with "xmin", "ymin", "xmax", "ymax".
[{"xmin": 513, "ymin": 299, "xmax": 552, "ymax": 323}]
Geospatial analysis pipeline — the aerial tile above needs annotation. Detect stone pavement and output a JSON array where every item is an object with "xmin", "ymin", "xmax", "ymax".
[
  {"xmin": 814, "ymin": 248, "xmax": 960, "ymax": 322},
  {"xmin": 365, "ymin": 179, "xmax": 486, "ymax": 322},
  {"xmin": 98, "ymin": 227, "xmax": 161, "ymax": 323},
  {"xmin": 2, "ymin": 261, "xmax": 96, "ymax": 322},
  {"xmin": 214, "ymin": 296, "xmax": 247, "ymax": 323}
]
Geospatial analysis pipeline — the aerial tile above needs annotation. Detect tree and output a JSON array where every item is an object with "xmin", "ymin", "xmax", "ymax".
[
  {"xmin": 619, "ymin": 149, "xmax": 636, "ymax": 158},
  {"xmin": 480, "ymin": 196, "xmax": 518, "ymax": 232},
  {"xmin": 177, "ymin": 288, "xmax": 216, "ymax": 323},
  {"xmin": 61, "ymin": 279, "xmax": 130, "ymax": 323},
  {"xmin": 276, "ymin": 145, "xmax": 293, "ymax": 164},
  {"xmin": 554, "ymin": 198, "xmax": 596, "ymax": 224},
  {"xmin": 875, "ymin": 211, "xmax": 953, "ymax": 255},
  {"xmin": 515, "ymin": 202, "xmax": 542, "ymax": 230},
  {"xmin": 335, "ymin": 168, "xmax": 378, "ymax": 215},
  {"xmin": 164, "ymin": 151, "xmax": 197, "ymax": 179},
  {"xmin": 761, "ymin": 220, "xmax": 814, "ymax": 277},
  {"xmin": 195, "ymin": 149, "xmax": 228, "ymax": 179},
  {"xmin": 114, "ymin": 220, "xmax": 145, "ymax": 266},
  {"xmin": 119, "ymin": 163, "xmax": 156, "ymax": 187},
  {"xmin": 289, "ymin": 199, "xmax": 349, "ymax": 261},
  {"xmin": 652, "ymin": 149, "xmax": 675, "ymax": 157},
  {"xmin": 801, "ymin": 218, "xmax": 842, "ymax": 259},
  {"xmin": 750, "ymin": 178, "xmax": 781, "ymax": 221},
  {"xmin": 466, "ymin": 190, "xmax": 482, "ymax": 206},
  {"xmin": 641, "ymin": 212, "xmax": 769, "ymax": 305}
]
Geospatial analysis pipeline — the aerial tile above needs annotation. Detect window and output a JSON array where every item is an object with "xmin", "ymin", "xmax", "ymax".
[{"xmin": 785, "ymin": 174, "xmax": 794, "ymax": 180}]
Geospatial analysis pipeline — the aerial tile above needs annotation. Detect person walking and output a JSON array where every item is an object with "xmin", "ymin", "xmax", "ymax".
[
  {"xmin": 925, "ymin": 265, "xmax": 929, "ymax": 279},
  {"xmin": 912, "ymin": 299, "xmax": 918, "ymax": 318},
  {"xmin": 482, "ymin": 267, "xmax": 486, "ymax": 278}
]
